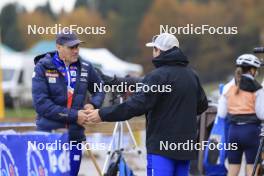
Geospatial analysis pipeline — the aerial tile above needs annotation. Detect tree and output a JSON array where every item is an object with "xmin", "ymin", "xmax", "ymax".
[
  {"xmin": 35, "ymin": 1, "xmax": 56, "ymax": 20},
  {"xmin": 58, "ymin": 7, "xmax": 111, "ymax": 48},
  {"xmin": 74, "ymin": 0, "xmax": 89, "ymax": 9},
  {"xmin": 97, "ymin": 0, "xmax": 152, "ymax": 60},
  {"xmin": 17, "ymin": 11, "xmax": 55, "ymax": 49},
  {"xmin": 0, "ymin": 3, "xmax": 25, "ymax": 51}
]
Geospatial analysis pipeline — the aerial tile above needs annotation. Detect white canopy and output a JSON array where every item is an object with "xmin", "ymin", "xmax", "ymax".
[{"xmin": 79, "ymin": 48, "xmax": 143, "ymax": 77}]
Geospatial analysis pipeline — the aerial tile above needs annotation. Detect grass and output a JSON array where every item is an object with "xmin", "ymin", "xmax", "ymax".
[
  {"xmin": 203, "ymin": 82, "xmax": 220, "ymax": 94},
  {"xmin": 4, "ymin": 107, "xmax": 36, "ymax": 119}
]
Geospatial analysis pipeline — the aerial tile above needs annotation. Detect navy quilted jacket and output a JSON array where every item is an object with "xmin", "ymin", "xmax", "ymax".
[{"xmin": 32, "ymin": 51, "xmax": 105, "ymax": 141}]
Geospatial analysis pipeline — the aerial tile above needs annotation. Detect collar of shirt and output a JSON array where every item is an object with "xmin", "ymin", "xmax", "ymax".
[
  {"xmin": 52, "ymin": 52, "xmax": 78, "ymax": 90},
  {"xmin": 242, "ymin": 73, "xmax": 254, "ymax": 80}
]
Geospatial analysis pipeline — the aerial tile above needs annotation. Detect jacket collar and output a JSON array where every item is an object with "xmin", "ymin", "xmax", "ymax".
[
  {"xmin": 152, "ymin": 47, "xmax": 189, "ymax": 68},
  {"xmin": 34, "ymin": 51, "xmax": 80, "ymax": 69}
]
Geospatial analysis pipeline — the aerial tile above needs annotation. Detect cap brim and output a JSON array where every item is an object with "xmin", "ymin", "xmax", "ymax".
[
  {"xmin": 145, "ymin": 42, "xmax": 155, "ymax": 47},
  {"xmin": 64, "ymin": 40, "xmax": 84, "ymax": 47}
]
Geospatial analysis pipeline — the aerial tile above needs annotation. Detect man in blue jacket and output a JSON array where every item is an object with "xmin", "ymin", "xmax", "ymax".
[
  {"xmin": 32, "ymin": 30, "xmax": 105, "ymax": 175},
  {"xmin": 87, "ymin": 33, "xmax": 208, "ymax": 176}
]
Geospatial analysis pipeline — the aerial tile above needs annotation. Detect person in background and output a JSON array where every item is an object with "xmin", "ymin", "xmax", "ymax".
[
  {"xmin": 86, "ymin": 33, "xmax": 208, "ymax": 176},
  {"xmin": 32, "ymin": 30, "xmax": 105, "ymax": 175},
  {"xmin": 217, "ymin": 54, "xmax": 264, "ymax": 176}
]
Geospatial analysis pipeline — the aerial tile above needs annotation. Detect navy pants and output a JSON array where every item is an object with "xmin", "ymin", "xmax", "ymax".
[
  {"xmin": 147, "ymin": 153, "xmax": 190, "ymax": 176},
  {"xmin": 227, "ymin": 123, "xmax": 260, "ymax": 164},
  {"xmin": 70, "ymin": 143, "xmax": 83, "ymax": 176}
]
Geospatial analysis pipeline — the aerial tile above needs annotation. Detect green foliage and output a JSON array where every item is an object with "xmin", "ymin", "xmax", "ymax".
[
  {"xmin": 35, "ymin": 1, "xmax": 56, "ymax": 20},
  {"xmin": 0, "ymin": 3, "xmax": 25, "ymax": 51},
  {"xmin": 74, "ymin": 0, "xmax": 89, "ymax": 9},
  {"xmin": 97, "ymin": 0, "xmax": 152, "ymax": 59},
  {"xmin": 5, "ymin": 108, "xmax": 35, "ymax": 118}
]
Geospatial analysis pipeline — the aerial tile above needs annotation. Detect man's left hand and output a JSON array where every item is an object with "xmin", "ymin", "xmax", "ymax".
[
  {"xmin": 87, "ymin": 109, "xmax": 102, "ymax": 123},
  {"xmin": 84, "ymin": 103, "xmax": 95, "ymax": 111}
]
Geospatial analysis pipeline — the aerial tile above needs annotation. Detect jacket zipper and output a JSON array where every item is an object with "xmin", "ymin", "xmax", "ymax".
[{"xmin": 65, "ymin": 66, "xmax": 71, "ymax": 129}]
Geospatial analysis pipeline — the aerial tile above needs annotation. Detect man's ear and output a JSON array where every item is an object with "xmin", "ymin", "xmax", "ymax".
[
  {"xmin": 154, "ymin": 47, "xmax": 161, "ymax": 55},
  {"xmin": 56, "ymin": 44, "xmax": 62, "ymax": 51},
  {"xmin": 56, "ymin": 44, "xmax": 64, "ymax": 60}
]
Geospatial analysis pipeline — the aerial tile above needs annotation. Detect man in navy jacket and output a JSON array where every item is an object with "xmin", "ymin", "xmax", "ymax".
[{"xmin": 32, "ymin": 30, "xmax": 105, "ymax": 175}]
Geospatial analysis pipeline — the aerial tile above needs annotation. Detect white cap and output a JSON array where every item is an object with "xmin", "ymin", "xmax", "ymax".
[{"xmin": 146, "ymin": 33, "xmax": 179, "ymax": 51}]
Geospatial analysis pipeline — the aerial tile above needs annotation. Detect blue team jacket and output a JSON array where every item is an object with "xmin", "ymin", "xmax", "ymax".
[{"xmin": 32, "ymin": 51, "xmax": 105, "ymax": 141}]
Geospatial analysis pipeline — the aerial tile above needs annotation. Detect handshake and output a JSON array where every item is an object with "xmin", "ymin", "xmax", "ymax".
[{"xmin": 76, "ymin": 104, "xmax": 102, "ymax": 127}]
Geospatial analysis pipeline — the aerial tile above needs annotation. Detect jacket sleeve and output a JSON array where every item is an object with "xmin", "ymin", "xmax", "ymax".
[
  {"xmin": 99, "ymin": 73, "xmax": 162, "ymax": 122},
  {"xmin": 255, "ymin": 88, "xmax": 264, "ymax": 120},
  {"xmin": 195, "ymin": 74, "xmax": 208, "ymax": 115},
  {"xmin": 217, "ymin": 94, "xmax": 228, "ymax": 118},
  {"xmin": 87, "ymin": 65, "xmax": 105, "ymax": 108},
  {"xmin": 95, "ymin": 68, "xmax": 142, "ymax": 86},
  {"xmin": 32, "ymin": 63, "xmax": 78, "ymax": 123},
  {"xmin": 216, "ymin": 79, "xmax": 235, "ymax": 118},
  {"xmin": 105, "ymin": 75, "xmax": 142, "ymax": 86}
]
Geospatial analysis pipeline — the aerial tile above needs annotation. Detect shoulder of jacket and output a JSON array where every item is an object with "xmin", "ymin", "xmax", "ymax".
[
  {"xmin": 223, "ymin": 78, "xmax": 235, "ymax": 95},
  {"xmin": 35, "ymin": 57, "xmax": 52, "ymax": 71},
  {"xmin": 143, "ymin": 69, "xmax": 166, "ymax": 85},
  {"xmin": 34, "ymin": 51, "xmax": 56, "ymax": 64},
  {"xmin": 256, "ymin": 88, "xmax": 264, "ymax": 96},
  {"xmin": 148, "ymin": 68, "xmax": 163, "ymax": 77},
  {"xmin": 79, "ymin": 58, "xmax": 93, "ymax": 69}
]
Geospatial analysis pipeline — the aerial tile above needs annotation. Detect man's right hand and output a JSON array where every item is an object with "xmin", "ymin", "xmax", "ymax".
[{"xmin": 77, "ymin": 110, "xmax": 90, "ymax": 127}]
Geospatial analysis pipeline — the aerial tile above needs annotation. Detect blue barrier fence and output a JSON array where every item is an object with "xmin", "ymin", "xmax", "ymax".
[{"xmin": 0, "ymin": 131, "xmax": 70, "ymax": 176}]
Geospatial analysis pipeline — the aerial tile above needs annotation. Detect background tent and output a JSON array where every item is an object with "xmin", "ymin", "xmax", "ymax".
[{"xmin": 28, "ymin": 41, "xmax": 143, "ymax": 77}]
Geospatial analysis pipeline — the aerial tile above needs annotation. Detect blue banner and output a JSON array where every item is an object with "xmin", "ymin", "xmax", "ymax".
[
  {"xmin": 203, "ymin": 83, "xmax": 228, "ymax": 176},
  {"xmin": 203, "ymin": 116, "xmax": 229, "ymax": 176},
  {"xmin": 0, "ymin": 131, "xmax": 70, "ymax": 176}
]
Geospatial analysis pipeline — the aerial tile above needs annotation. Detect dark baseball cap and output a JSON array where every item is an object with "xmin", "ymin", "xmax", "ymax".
[{"xmin": 56, "ymin": 30, "xmax": 83, "ymax": 47}]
